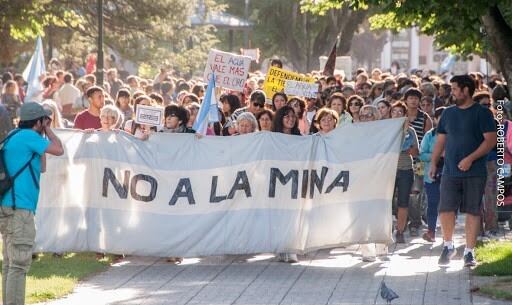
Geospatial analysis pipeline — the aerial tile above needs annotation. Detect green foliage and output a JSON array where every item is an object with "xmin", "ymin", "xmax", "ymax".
[
  {"xmin": 1, "ymin": 0, "xmax": 220, "ymax": 75},
  {"xmin": 302, "ymin": 0, "xmax": 512, "ymax": 58}
]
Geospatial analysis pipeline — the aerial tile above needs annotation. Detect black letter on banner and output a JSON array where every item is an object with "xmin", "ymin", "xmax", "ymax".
[
  {"xmin": 169, "ymin": 178, "xmax": 196, "ymax": 205},
  {"xmin": 102, "ymin": 168, "xmax": 130, "ymax": 199},
  {"xmin": 325, "ymin": 171, "xmax": 350, "ymax": 193},
  {"xmin": 210, "ymin": 176, "xmax": 227, "ymax": 203},
  {"xmin": 130, "ymin": 174, "xmax": 158, "ymax": 202},
  {"xmin": 301, "ymin": 169, "xmax": 309, "ymax": 199},
  {"xmin": 309, "ymin": 167, "xmax": 329, "ymax": 199},
  {"xmin": 227, "ymin": 170, "xmax": 252, "ymax": 199},
  {"xmin": 269, "ymin": 168, "xmax": 298, "ymax": 199}
]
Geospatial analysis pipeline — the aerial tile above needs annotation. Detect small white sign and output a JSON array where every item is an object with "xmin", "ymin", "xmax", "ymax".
[
  {"xmin": 284, "ymin": 80, "xmax": 319, "ymax": 98},
  {"xmin": 135, "ymin": 105, "xmax": 164, "ymax": 127}
]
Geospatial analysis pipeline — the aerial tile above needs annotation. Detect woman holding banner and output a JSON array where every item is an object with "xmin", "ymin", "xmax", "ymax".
[
  {"xmin": 314, "ymin": 108, "xmax": 338, "ymax": 135},
  {"xmin": 124, "ymin": 95, "xmax": 157, "ymax": 140},
  {"xmin": 272, "ymin": 105, "xmax": 302, "ymax": 263}
]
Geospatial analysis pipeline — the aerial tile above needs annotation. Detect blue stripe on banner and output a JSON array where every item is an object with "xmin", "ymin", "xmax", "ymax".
[{"xmin": 54, "ymin": 118, "xmax": 404, "ymax": 171}]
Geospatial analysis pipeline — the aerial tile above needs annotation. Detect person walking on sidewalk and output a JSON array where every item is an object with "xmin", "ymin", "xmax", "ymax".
[
  {"xmin": 0, "ymin": 102, "xmax": 64, "ymax": 305},
  {"xmin": 429, "ymin": 75, "xmax": 497, "ymax": 267}
]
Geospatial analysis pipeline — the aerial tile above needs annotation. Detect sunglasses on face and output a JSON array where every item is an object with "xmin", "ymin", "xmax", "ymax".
[
  {"xmin": 349, "ymin": 103, "xmax": 362, "ymax": 107},
  {"xmin": 253, "ymin": 103, "xmax": 264, "ymax": 108}
]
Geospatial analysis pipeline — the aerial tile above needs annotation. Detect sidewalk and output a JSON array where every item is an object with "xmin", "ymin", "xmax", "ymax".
[{"xmin": 40, "ymin": 218, "xmax": 512, "ymax": 305}]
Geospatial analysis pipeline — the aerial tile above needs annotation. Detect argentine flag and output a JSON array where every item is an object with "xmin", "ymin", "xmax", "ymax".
[
  {"xmin": 22, "ymin": 36, "xmax": 46, "ymax": 103},
  {"xmin": 193, "ymin": 74, "xmax": 219, "ymax": 135}
]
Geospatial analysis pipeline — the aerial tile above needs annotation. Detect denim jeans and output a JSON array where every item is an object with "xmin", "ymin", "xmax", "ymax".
[{"xmin": 424, "ymin": 180, "xmax": 441, "ymax": 233}]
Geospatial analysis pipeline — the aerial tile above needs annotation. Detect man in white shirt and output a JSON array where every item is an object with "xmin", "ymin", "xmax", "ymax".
[{"xmin": 57, "ymin": 73, "xmax": 81, "ymax": 117}]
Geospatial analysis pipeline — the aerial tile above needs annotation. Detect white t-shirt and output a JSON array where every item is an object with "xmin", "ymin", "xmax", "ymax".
[{"xmin": 58, "ymin": 83, "xmax": 81, "ymax": 106}]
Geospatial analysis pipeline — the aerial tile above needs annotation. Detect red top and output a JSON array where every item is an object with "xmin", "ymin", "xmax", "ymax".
[{"xmin": 74, "ymin": 110, "xmax": 101, "ymax": 130}]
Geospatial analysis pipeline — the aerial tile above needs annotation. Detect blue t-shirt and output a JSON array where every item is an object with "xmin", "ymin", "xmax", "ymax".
[
  {"xmin": 1, "ymin": 129, "xmax": 50, "ymax": 213},
  {"xmin": 437, "ymin": 103, "xmax": 496, "ymax": 177}
]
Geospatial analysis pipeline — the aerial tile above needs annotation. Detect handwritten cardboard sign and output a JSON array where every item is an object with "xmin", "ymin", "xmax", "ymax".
[
  {"xmin": 263, "ymin": 66, "xmax": 315, "ymax": 99},
  {"xmin": 135, "ymin": 105, "xmax": 164, "ymax": 127},
  {"xmin": 203, "ymin": 49, "xmax": 252, "ymax": 91},
  {"xmin": 284, "ymin": 80, "xmax": 319, "ymax": 98}
]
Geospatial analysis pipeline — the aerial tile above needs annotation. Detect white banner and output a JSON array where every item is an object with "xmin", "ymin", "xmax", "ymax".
[
  {"xmin": 203, "ymin": 49, "xmax": 252, "ymax": 91},
  {"xmin": 284, "ymin": 80, "xmax": 319, "ymax": 98},
  {"xmin": 36, "ymin": 119, "xmax": 404, "ymax": 257}
]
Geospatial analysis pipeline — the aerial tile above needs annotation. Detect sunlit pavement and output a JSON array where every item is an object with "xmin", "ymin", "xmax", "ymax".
[{"xmin": 40, "ymin": 218, "xmax": 512, "ymax": 305}]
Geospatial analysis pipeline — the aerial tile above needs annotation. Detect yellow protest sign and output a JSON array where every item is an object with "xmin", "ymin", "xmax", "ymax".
[{"xmin": 263, "ymin": 67, "xmax": 315, "ymax": 99}]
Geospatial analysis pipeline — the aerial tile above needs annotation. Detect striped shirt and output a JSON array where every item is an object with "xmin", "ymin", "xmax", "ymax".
[{"xmin": 409, "ymin": 110, "xmax": 429, "ymax": 144}]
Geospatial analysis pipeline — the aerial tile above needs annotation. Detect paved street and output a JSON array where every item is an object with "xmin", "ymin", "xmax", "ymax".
[{"xmin": 41, "ymin": 219, "xmax": 512, "ymax": 305}]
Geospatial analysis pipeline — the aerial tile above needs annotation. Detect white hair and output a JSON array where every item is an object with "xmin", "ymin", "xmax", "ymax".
[
  {"xmin": 100, "ymin": 105, "xmax": 124, "ymax": 128},
  {"xmin": 236, "ymin": 112, "xmax": 258, "ymax": 132}
]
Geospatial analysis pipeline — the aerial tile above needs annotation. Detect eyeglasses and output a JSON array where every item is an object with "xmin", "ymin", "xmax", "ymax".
[
  {"xmin": 253, "ymin": 103, "xmax": 264, "ymax": 108},
  {"xmin": 360, "ymin": 113, "xmax": 374, "ymax": 119},
  {"xmin": 391, "ymin": 109, "xmax": 404, "ymax": 115},
  {"xmin": 320, "ymin": 116, "xmax": 335, "ymax": 123}
]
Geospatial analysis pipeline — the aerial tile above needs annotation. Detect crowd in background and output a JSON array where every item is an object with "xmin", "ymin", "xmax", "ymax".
[{"xmin": 0, "ymin": 56, "xmax": 510, "ymax": 263}]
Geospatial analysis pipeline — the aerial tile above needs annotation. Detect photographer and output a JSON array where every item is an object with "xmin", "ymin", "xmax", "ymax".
[{"xmin": 0, "ymin": 103, "xmax": 64, "ymax": 305}]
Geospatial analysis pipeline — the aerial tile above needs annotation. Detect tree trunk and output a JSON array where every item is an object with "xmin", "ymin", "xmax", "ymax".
[
  {"xmin": 481, "ymin": 5, "xmax": 512, "ymax": 95},
  {"xmin": 337, "ymin": 10, "xmax": 368, "ymax": 55}
]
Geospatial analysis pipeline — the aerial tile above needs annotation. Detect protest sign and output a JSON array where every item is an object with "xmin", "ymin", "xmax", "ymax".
[
  {"xmin": 203, "ymin": 49, "xmax": 252, "ymax": 91},
  {"xmin": 36, "ymin": 119, "xmax": 404, "ymax": 257},
  {"xmin": 241, "ymin": 48, "xmax": 260, "ymax": 63},
  {"xmin": 135, "ymin": 104, "xmax": 164, "ymax": 127},
  {"xmin": 263, "ymin": 67, "xmax": 315, "ymax": 99},
  {"xmin": 284, "ymin": 80, "xmax": 319, "ymax": 98}
]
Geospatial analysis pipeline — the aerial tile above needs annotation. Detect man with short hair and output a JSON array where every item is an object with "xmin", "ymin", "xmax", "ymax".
[
  {"xmin": 74, "ymin": 86, "xmax": 105, "ymax": 130},
  {"xmin": 0, "ymin": 103, "xmax": 64, "ymax": 305},
  {"xmin": 57, "ymin": 73, "xmax": 81, "ymax": 117},
  {"xmin": 223, "ymin": 90, "xmax": 266, "ymax": 135},
  {"xmin": 429, "ymin": 74, "xmax": 497, "ymax": 267}
]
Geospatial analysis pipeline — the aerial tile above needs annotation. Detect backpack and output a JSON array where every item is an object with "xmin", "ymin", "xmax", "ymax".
[{"xmin": 0, "ymin": 129, "xmax": 38, "ymax": 209}]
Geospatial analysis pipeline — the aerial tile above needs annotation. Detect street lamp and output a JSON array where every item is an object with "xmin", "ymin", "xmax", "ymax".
[{"xmin": 97, "ymin": 0, "xmax": 104, "ymax": 85}]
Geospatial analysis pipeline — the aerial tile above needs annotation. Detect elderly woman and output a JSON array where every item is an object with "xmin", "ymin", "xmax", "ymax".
[
  {"xmin": 99, "ymin": 105, "xmax": 124, "ymax": 131},
  {"xmin": 235, "ymin": 112, "xmax": 258, "ymax": 135},
  {"xmin": 359, "ymin": 105, "xmax": 381, "ymax": 122},
  {"xmin": 315, "ymin": 108, "xmax": 339, "ymax": 135}
]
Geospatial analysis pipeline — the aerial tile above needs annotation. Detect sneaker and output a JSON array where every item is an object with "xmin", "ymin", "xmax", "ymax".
[
  {"xmin": 277, "ymin": 253, "xmax": 288, "ymax": 263},
  {"xmin": 422, "ymin": 231, "xmax": 435, "ymax": 242},
  {"xmin": 464, "ymin": 252, "xmax": 477, "ymax": 267},
  {"xmin": 395, "ymin": 231, "xmax": 406, "ymax": 244},
  {"xmin": 438, "ymin": 246, "xmax": 456, "ymax": 265},
  {"xmin": 362, "ymin": 256, "xmax": 376, "ymax": 262},
  {"xmin": 287, "ymin": 254, "xmax": 298, "ymax": 263},
  {"xmin": 409, "ymin": 227, "xmax": 419, "ymax": 237}
]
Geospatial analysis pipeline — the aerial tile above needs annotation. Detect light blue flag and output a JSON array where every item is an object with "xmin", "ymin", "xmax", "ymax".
[
  {"xmin": 193, "ymin": 75, "xmax": 219, "ymax": 135},
  {"xmin": 440, "ymin": 54, "xmax": 456, "ymax": 73},
  {"xmin": 22, "ymin": 36, "xmax": 46, "ymax": 103}
]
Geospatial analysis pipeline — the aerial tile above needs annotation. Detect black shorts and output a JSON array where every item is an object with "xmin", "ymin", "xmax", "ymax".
[{"xmin": 439, "ymin": 175, "xmax": 487, "ymax": 215}]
